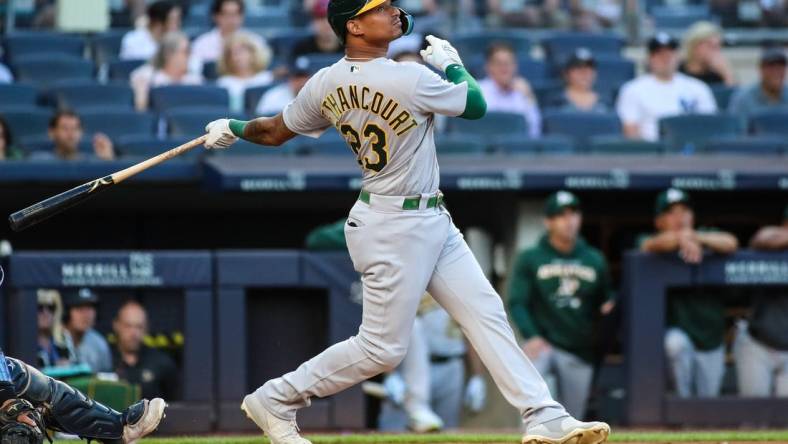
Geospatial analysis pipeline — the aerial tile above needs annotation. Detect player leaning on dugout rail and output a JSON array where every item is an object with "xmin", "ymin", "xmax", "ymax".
[{"xmin": 202, "ymin": 1, "xmax": 611, "ymax": 444}]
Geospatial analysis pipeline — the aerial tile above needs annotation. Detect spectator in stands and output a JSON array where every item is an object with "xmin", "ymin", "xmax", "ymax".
[
  {"xmin": 551, "ymin": 48, "xmax": 609, "ymax": 112},
  {"xmin": 568, "ymin": 0, "xmax": 622, "ymax": 31},
  {"xmin": 256, "ymin": 56, "xmax": 315, "ymax": 116},
  {"xmin": 112, "ymin": 300, "xmax": 178, "ymax": 400},
  {"xmin": 29, "ymin": 110, "xmax": 115, "ymax": 161},
  {"xmin": 639, "ymin": 188, "xmax": 738, "ymax": 398},
  {"xmin": 62, "ymin": 288, "xmax": 113, "ymax": 373},
  {"xmin": 217, "ymin": 31, "xmax": 275, "ymax": 114},
  {"xmin": 37, "ymin": 289, "xmax": 77, "ymax": 369},
  {"xmin": 479, "ymin": 43, "xmax": 541, "ymax": 138},
  {"xmin": 291, "ymin": 0, "xmax": 343, "ymax": 60},
  {"xmin": 0, "ymin": 62, "xmax": 12, "ymax": 83},
  {"xmin": 0, "ymin": 117, "xmax": 24, "ymax": 160},
  {"xmin": 508, "ymin": 191, "xmax": 614, "ymax": 418},
  {"xmin": 120, "ymin": 0, "xmax": 182, "ymax": 61},
  {"xmin": 616, "ymin": 33, "xmax": 717, "ymax": 142},
  {"xmin": 728, "ymin": 47, "xmax": 788, "ymax": 116},
  {"xmin": 679, "ymin": 21, "xmax": 736, "ymax": 86},
  {"xmin": 486, "ymin": 0, "xmax": 568, "ymax": 28},
  {"xmin": 191, "ymin": 0, "xmax": 267, "ymax": 74},
  {"xmin": 735, "ymin": 206, "xmax": 788, "ymax": 397},
  {"xmin": 131, "ymin": 32, "xmax": 204, "ymax": 110}
]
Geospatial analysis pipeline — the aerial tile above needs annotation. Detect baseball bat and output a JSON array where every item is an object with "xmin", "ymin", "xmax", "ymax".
[{"xmin": 9, "ymin": 135, "xmax": 207, "ymax": 232}]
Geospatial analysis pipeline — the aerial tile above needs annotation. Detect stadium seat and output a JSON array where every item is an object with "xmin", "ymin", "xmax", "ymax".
[
  {"xmin": 90, "ymin": 30, "xmax": 127, "ymax": 66},
  {"xmin": 2, "ymin": 32, "xmax": 85, "ymax": 63},
  {"xmin": 542, "ymin": 111, "xmax": 622, "ymax": 147},
  {"xmin": 659, "ymin": 114, "xmax": 745, "ymax": 152},
  {"xmin": 202, "ymin": 61, "xmax": 219, "ymax": 80},
  {"xmin": 268, "ymin": 30, "xmax": 312, "ymax": 60},
  {"xmin": 532, "ymin": 80, "xmax": 565, "ymax": 108},
  {"xmin": 12, "ymin": 55, "xmax": 94, "ymax": 87},
  {"xmin": 453, "ymin": 31, "xmax": 531, "ymax": 56},
  {"xmin": 298, "ymin": 130, "xmax": 349, "ymax": 155},
  {"xmin": 245, "ymin": 83, "xmax": 282, "ymax": 115},
  {"xmin": 541, "ymin": 32, "xmax": 624, "ymax": 64},
  {"xmin": 149, "ymin": 85, "xmax": 230, "ymax": 113},
  {"xmin": 651, "ymin": 5, "xmax": 712, "ymax": 29},
  {"xmin": 0, "ymin": 106, "xmax": 51, "ymax": 142},
  {"xmin": 435, "ymin": 135, "xmax": 488, "ymax": 155},
  {"xmin": 0, "ymin": 84, "xmax": 38, "ymax": 108},
  {"xmin": 491, "ymin": 135, "xmax": 575, "ymax": 155},
  {"xmin": 300, "ymin": 53, "xmax": 340, "ymax": 71},
  {"xmin": 108, "ymin": 59, "xmax": 146, "ymax": 81},
  {"xmin": 52, "ymin": 81, "xmax": 134, "ymax": 111},
  {"xmin": 245, "ymin": 12, "xmax": 294, "ymax": 32},
  {"xmin": 593, "ymin": 56, "xmax": 635, "ymax": 99},
  {"xmin": 211, "ymin": 138, "xmax": 291, "ymax": 156},
  {"xmin": 80, "ymin": 110, "xmax": 156, "ymax": 139},
  {"xmin": 750, "ymin": 109, "xmax": 788, "ymax": 136},
  {"xmin": 588, "ymin": 135, "xmax": 665, "ymax": 154},
  {"xmin": 446, "ymin": 111, "xmax": 528, "ymax": 136},
  {"xmin": 21, "ymin": 135, "xmax": 93, "ymax": 156},
  {"xmin": 115, "ymin": 135, "xmax": 203, "ymax": 160},
  {"xmin": 701, "ymin": 135, "xmax": 785, "ymax": 155},
  {"xmin": 464, "ymin": 54, "xmax": 546, "ymax": 81},
  {"xmin": 165, "ymin": 107, "xmax": 245, "ymax": 137},
  {"xmin": 710, "ymin": 84, "xmax": 735, "ymax": 110}
]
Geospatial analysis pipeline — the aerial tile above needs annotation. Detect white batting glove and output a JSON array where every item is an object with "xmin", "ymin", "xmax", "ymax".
[
  {"xmin": 204, "ymin": 118, "xmax": 238, "ymax": 149},
  {"xmin": 420, "ymin": 35, "xmax": 463, "ymax": 72},
  {"xmin": 464, "ymin": 375, "xmax": 486, "ymax": 413}
]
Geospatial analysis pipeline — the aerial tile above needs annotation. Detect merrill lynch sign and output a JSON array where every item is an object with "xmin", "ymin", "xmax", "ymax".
[
  {"xmin": 61, "ymin": 253, "xmax": 163, "ymax": 286},
  {"xmin": 725, "ymin": 259, "xmax": 788, "ymax": 284}
]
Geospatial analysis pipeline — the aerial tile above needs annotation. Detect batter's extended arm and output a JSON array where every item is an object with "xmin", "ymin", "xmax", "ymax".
[{"xmin": 205, "ymin": 114, "xmax": 297, "ymax": 149}]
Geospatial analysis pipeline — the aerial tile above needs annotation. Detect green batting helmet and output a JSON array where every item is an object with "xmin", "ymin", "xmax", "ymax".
[{"xmin": 327, "ymin": 0, "xmax": 414, "ymax": 45}]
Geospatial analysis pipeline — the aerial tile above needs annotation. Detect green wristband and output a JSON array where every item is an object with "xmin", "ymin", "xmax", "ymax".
[{"xmin": 228, "ymin": 119, "xmax": 248, "ymax": 138}]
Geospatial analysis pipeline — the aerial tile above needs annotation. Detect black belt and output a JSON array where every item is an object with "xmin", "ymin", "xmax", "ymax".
[{"xmin": 430, "ymin": 354, "xmax": 464, "ymax": 364}]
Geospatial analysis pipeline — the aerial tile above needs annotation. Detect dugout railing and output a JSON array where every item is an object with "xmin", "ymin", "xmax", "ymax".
[
  {"xmin": 4, "ymin": 250, "xmax": 215, "ymax": 434},
  {"xmin": 623, "ymin": 250, "xmax": 788, "ymax": 426}
]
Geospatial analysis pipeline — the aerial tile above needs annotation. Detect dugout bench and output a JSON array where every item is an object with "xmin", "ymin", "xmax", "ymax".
[
  {"xmin": 623, "ymin": 250, "xmax": 788, "ymax": 426},
  {"xmin": 4, "ymin": 251, "xmax": 214, "ymax": 434},
  {"xmin": 215, "ymin": 250, "xmax": 365, "ymax": 431}
]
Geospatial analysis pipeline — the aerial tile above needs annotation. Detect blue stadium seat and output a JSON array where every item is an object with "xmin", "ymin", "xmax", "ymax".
[
  {"xmin": 115, "ymin": 135, "xmax": 203, "ymax": 160},
  {"xmin": 651, "ymin": 5, "xmax": 711, "ymax": 29},
  {"xmin": 542, "ymin": 111, "xmax": 622, "ymax": 147},
  {"xmin": 245, "ymin": 12, "xmax": 294, "ymax": 31},
  {"xmin": 435, "ymin": 135, "xmax": 488, "ymax": 155},
  {"xmin": 532, "ymin": 80, "xmax": 565, "ymax": 109},
  {"xmin": 447, "ymin": 111, "xmax": 528, "ymax": 136},
  {"xmin": 710, "ymin": 84, "xmax": 735, "ymax": 110},
  {"xmin": 268, "ymin": 30, "xmax": 312, "ymax": 60},
  {"xmin": 165, "ymin": 107, "xmax": 245, "ymax": 137},
  {"xmin": 467, "ymin": 54, "xmax": 548, "ymax": 82},
  {"xmin": 701, "ymin": 135, "xmax": 785, "ymax": 155},
  {"xmin": 453, "ymin": 31, "xmax": 531, "ymax": 56},
  {"xmin": 21, "ymin": 135, "xmax": 93, "ymax": 155},
  {"xmin": 212, "ymin": 138, "xmax": 291, "ymax": 156},
  {"xmin": 588, "ymin": 135, "xmax": 665, "ymax": 154},
  {"xmin": 2, "ymin": 32, "xmax": 85, "ymax": 63},
  {"xmin": 202, "ymin": 61, "xmax": 219, "ymax": 80},
  {"xmin": 12, "ymin": 55, "xmax": 94, "ymax": 87},
  {"xmin": 245, "ymin": 83, "xmax": 282, "ymax": 115},
  {"xmin": 108, "ymin": 59, "xmax": 146, "ymax": 81},
  {"xmin": 149, "ymin": 85, "xmax": 230, "ymax": 113},
  {"xmin": 491, "ymin": 135, "xmax": 575, "ymax": 155},
  {"xmin": 52, "ymin": 81, "xmax": 134, "ymax": 111},
  {"xmin": 659, "ymin": 114, "xmax": 745, "ymax": 152},
  {"xmin": 542, "ymin": 32, "xmax": 624, "ymax": 64},
  {"xmin": 80, "ymin": 110, "xmax": 156, "ymax": 139},
  {"xmin": 301, "ymin": 53, "xmax": 340, "ymax": 71},
  {"xmin": 0, "ymin": 84, "xmax": 38, "ymax": 108},
  {"xmin": 593, "ymin": 56, "xmax": 635, "ymax": 99},
  {"xmin": 0, "ymin": 106, "xmax": 51, "ymax": 142},
  {"xmin": 750, "ymin": 109, "xmax": 788, "ymax": 136},
  {"xmin": 90, "ymin": 30, "xmax": 127, "ymax": 65},
  {"xmin": 298, "ymin": 130, "xmax": 349, "ymax": 155}
]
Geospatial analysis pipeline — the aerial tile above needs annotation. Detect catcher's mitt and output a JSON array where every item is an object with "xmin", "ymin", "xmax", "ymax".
[{"xmin": 0, "ymin": 400, "xmax": 46, "ymax": 444}]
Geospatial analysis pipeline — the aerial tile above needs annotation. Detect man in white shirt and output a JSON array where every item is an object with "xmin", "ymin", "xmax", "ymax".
[
  {"xmin": 256, "ymin": 56, "xmax": 314, "ymax": 116},
  {"xmin": 191, "ymin": 0, "xmax": 266, "ymax": 73},
  {"xmin": 120, "ymin": 0, "xmax": 182, "ymax": 61},
  {"xmin": 616, "ymin": 32, "xmax": 717, "ymax": 142}
]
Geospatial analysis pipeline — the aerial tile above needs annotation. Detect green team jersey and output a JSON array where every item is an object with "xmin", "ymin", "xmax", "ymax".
[
  {"xmin": 508, "ymin": 234, "xmax": 613, "ymax": 363},
  {"xmin": 637, "ymin": 230, "xmax": 726, "ymax": 351},
  {"xmin": 305, "ymin": 219, "xmax": 347, "ymax": 251}
]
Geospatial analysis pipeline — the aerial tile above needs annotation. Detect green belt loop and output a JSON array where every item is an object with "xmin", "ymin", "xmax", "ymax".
[
  {"xmin": 359, "ymin": 190, "xmax": 371, "ymax": 204},
  {"xmin": 359, "ymin": 190, "xmax": 444, "ymax": 210},
  {"xmin": 402, "ymin": 197, "xmax": 420, "ymax": 210}
]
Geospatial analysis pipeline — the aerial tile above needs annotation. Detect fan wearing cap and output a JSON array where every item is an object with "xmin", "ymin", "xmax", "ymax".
[
  {"xmin": 551, "ymin": 47, "xmax": 609, "ymax": 113},
  {"xmin": 256, "ymin": 57, "xmax": 318, "ymax": 115},
  {"xmin": 508, "ymin": 191, "xmax": 615, "ymax": 419},
  {"xmin": 616, "ymin": 32, "xmax": 717, "ymax": 142},
  {"xmin": 728, "ymin": 46, "xmax": 788, "ymax": 116},
  {"xmin": 62, "ymin": 288, "xmax": 113, "ymax": 373},
  {"xmin": 736, "ymin": 205, "xmax": 788, "ymax": 397},
  {"xmin": 639, "ymin": 188, "xmax": 738, "ymax": 397}
]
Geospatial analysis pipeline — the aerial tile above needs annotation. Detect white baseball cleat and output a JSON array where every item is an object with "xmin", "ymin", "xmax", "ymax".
[
  {"xmin": 521, "ymin": 416, "xmax": 610, "ymax": 444},
  {"xmin": 407, "ymin": 407, "xmax": 444, "ymax": 433},
  {"xmin": 122, "ymin": 398, "xmax": 167, "ymax": 444},
  {"xmin": 241, "ymin": 393, "xmax": 311, "ymax": 444}
]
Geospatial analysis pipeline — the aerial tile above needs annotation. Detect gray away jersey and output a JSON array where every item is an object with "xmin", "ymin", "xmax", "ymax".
[{"xmin": 283, "ymin": 57, "xmax": 468, "ymax": 196}]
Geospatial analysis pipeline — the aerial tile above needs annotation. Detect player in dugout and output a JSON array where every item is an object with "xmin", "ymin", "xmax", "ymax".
[
  {"xmin": 0, "ymin": 266, "xmax": 167, "ymax": 444},
  {"xmin": 202, "ymin": 0, "xmax": 611, "ymax": 443}
]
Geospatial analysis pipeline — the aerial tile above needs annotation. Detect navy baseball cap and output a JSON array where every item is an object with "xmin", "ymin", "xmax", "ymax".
[
  {"xmin": 761, "ymin": 47, "xmax": 787, "ymax": 65},
  {"xmin": 62, "ymin": 288, "xmax": 99, "ymax": 308},
  {"xmin": 291, "ymin": 56, "xmax": 318, "ymax": 77},
  {"xmin": 564, "ymin": 47, "xmax": 596, "ymax": 70},
  {"xmin": 648, "ymin": 32, "xmax": 679, "ymax": 53}
]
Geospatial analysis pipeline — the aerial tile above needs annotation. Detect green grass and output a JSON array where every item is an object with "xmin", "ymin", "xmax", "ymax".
[{"xmin": 53, "ymin": 430, "xmax": 788, "ymax": 443}]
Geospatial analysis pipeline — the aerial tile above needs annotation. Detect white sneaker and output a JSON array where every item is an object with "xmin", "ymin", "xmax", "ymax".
[
  {"xmin": 522, "ymin": 416, "xmax": 610, "ymax": 444},
  {"xmin": 241, "ymin": 393, "xmax": 311, "ymax": 444},
  {"xmin": 407, "ymin": 407, "xmax": 444, "ymax": 433},
  {"xmin": 122, "ymin": 398, "xmax": 167, "ymax": 444}
]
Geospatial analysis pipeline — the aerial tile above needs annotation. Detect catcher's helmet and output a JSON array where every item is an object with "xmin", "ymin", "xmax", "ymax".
[{"xmin": 327, "ymin": 0, "xmax": 413, "ymax": 45}]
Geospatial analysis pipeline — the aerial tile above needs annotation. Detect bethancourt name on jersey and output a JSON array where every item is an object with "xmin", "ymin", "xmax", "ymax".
[{"xmin": 320, "ymin": 85, "xmax": 418, "ymax": 136}]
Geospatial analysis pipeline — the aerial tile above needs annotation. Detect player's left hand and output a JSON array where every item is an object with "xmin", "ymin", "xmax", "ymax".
[
  {"xmin": 420, "ymin": 35, "xmax": 463, "ymax": 72},
  {"xmin": 1, "ymin": 399, "xmax": 42, "ymax": 430},
  {"xmin": 464, "ymin": 374, "xmax": 486, "ymax": 413},
  {"xmin": 204, "ymin": 119, "xmax": 238, "ymax": 149}
]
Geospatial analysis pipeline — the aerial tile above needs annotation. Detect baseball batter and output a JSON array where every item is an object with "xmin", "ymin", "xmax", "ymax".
[{"xmin": 203, "ymin": 1, "xmax": 611, "ymax": 443}]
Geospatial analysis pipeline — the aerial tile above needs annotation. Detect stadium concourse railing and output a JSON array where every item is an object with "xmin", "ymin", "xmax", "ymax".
[{"xmin": 623, "ymin": 251, "xmax": 788, "ymax": 427}]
